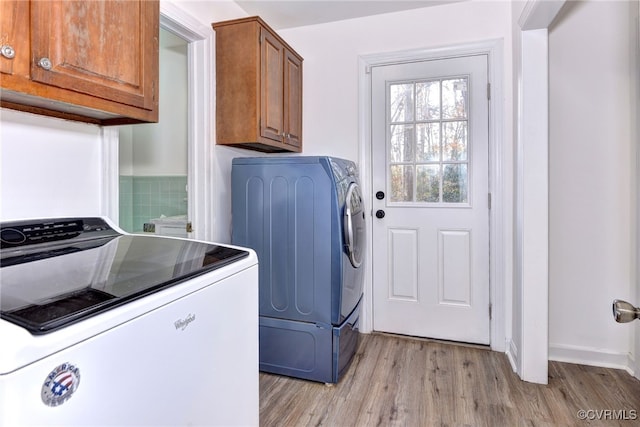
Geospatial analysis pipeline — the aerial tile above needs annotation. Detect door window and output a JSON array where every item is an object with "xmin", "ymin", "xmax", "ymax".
[{"xmin": 388, "ymin": 77, "xmax": 469, "ymax": 205}]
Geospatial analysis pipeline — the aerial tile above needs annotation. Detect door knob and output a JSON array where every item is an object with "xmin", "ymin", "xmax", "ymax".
[
  {"xmin": 375, "ymin": 210, "xmax": 385, "ymax": 219},
  {"xmin": 613, "ymin": 299, "xmax": 640, "ymax": 323}
]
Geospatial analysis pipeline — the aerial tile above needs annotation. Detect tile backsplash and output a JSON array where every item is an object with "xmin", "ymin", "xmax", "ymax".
[{"xmin": 119, "ymin": 175, "xmax": 187, "ymax": 232}]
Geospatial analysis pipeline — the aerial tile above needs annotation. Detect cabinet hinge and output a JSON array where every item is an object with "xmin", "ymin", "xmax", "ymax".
[
  {"xmin": 186, "ymin": 222, "xmax": 193, "ymax": 233},
  {"xmin": 489, "ymin": 303, "xmax": 492, "ymax": 320},
  {"xmin": 487, "ymin": 82, "xmax": 491, "ymax": 101},
  {"xmin": 488, "ymin": 193, "xmax": 492, "ymax": 210}
]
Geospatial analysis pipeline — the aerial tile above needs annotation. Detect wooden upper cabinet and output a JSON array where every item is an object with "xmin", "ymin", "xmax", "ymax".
[
  {"xmin": 213, "ymin": 16, "xmax": 303, "ymax": 153},
  {"xmin": 283, "ymin": 49, "xmax": 302, "ymax": 149},
  {"xmin": 0, "ymin": 0, "xmax": 158, "ymax": 125},
  {"xmin": 0, "ymin": 1, "xmax": 29, "ymax": 77}
]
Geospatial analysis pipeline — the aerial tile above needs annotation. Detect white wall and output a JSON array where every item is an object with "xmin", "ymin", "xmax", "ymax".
[
  {"xmin": 548, "ymin": 0, "xmax": 638, "ymax": 369},
  {"xmin": 0, "ymin": 109, "xmax": 104, "ymax": 220},
  {"xmin": 509, "ymin": 0, "xmax": 526, "ymax": 377},
  {"xmin": 279, "ymin": 0, "xmax": 512, "ymax": 163}
]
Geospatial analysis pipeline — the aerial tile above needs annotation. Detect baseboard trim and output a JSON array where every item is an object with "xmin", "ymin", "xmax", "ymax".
[
  {"xmin": 505, "ymin": 339, "xmax": 519, "ymax": 374},
  {"xmin": 549, "ymin": 343, "xmax": 634, "ymax": 375}
]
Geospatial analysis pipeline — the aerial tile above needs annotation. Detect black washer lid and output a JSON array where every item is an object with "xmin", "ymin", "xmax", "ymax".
[{"xmin": 1, "ymin": 218, "xmax": 248, "ymax": 334}]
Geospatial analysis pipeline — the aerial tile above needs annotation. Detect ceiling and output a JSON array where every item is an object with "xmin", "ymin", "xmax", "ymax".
[{"xmin": 234, "ymin": 0, "xmax": 464, "ymax": 30}]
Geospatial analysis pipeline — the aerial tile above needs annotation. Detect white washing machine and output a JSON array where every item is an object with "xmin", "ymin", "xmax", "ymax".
[{"xmin": 0, "ymin": 217, "xmax": 258, "ymax": 426}]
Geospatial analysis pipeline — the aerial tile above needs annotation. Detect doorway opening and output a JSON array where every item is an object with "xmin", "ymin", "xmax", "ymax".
[
  {"xmin": 118, "ymin": 28, "xmax": 189, "ymax": 236},
  {"xmin": 358, "ymin": 40, "xmax": 506, "ymax": 352}
]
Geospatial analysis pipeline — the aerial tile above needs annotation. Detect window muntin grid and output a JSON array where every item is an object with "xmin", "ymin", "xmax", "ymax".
[{"xmin": 387, "ymin": 76, "xmax": 470, "ymax": 205}]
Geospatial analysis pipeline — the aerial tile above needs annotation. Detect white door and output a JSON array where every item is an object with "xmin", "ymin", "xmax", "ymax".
[{"xmin": 371, "ymin": 54, "xmax": 490, "ymax": 344}]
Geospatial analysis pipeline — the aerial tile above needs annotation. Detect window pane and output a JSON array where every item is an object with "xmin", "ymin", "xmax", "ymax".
[
  {"xmin": 442, "ymin": 164, "xmax": 468, "ymax": 203},
  {"xmin": 416, "ymin": 80, "xmax": 440, "ymax": 121},
  {"xmin": 416, "ymin": 165, "xmax": 440, "ymax": 202},
  {"xmin": 442, "ymin": 121, "xmax": 467, "ymax": 161},
  {"xmin": 389, "ymin": 83, "xmax": 414, "ymax": 122},
  {"xmin": 390, "ymin": 165, "xmax": 414, "ymax": 202},
  {"xmin": 387, "ymin": 76, "xmax": 472, "ymax": 206},
  {"xmin": 390, "ymin": 124, "xmax": 415, "ymax": 162},
  {"xmin": 416, "ymin": 123, "xmax": 440, "ymax": 162},
  {"xmin": 442, "ymin": 78, "xmax": 467, "ymax": 119}
]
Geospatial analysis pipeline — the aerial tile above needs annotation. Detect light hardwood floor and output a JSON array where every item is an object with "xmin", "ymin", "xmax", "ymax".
[{"xmin": 259, "ymin": 333, "xmax": 640, "ymax": 426}]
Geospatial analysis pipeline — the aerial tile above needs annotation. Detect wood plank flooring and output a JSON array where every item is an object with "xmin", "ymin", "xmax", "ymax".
[{"xmin": 259, "ymin": 333, "xmax": 640, "ymax": 426}]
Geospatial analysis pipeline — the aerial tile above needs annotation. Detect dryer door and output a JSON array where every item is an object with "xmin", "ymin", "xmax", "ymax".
[{"xmin": 344, "ymin": 183, "xmax": 365, "ymax": 268}]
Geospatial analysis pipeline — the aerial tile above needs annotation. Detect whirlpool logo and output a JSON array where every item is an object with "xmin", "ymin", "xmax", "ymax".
[{"xmin": 174, "ymin": 313, "xmax": 196, "ymax": 331}]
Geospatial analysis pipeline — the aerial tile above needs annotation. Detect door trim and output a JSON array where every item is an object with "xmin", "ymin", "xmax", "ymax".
[
  {"xmin": 514, "ymin": 0, "xmax": 566, "ymax": 385},
  {"xmin": 160, "ymin": 4, "xmax": 215, "ymax": 242},
  {"xmin": 101, "ymin": 4, "xmax": 214, "ymax": 242},
  {"xmin": 358, "ymin": 39, "xmax": 506, "ymax": 352}
]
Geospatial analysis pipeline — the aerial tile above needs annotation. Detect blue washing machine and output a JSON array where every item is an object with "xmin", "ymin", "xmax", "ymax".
[{"xmin": 232, "ymin": 156, "xmax": 365, "ymax": 383}]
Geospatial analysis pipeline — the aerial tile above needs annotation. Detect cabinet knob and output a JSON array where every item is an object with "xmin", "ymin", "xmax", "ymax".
[
  {"xmin": 0, "ymin": 45, "xmax": 15, "ymax": 59},
  {"xmin": 38, "ymin": 57, "xmax": 53, "ymax": 70}
]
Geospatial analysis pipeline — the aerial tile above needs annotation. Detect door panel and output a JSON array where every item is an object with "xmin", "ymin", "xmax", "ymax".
[
  {"xmin": 260, "ymin": 27, "xmax": 284, "ymax": 143},
  {"xmin": 439, "ymin": 229, "xmax": 471, "ymax": 305},
  {"xmin": 388, "ymin": 228, "xmax": 419, "ymax": 300},
  {"xmin": 371, "ymin": 54, "xmax": 490, "ymax": 344},
  {"xmin": 284, "ymin": 49, "xmax": 302, "ymax": 148}
]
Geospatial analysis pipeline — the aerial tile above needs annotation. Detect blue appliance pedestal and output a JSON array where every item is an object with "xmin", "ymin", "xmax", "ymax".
[{"xmin": 259, "ymin": 298, "xmax": 361, "ymax": 383}]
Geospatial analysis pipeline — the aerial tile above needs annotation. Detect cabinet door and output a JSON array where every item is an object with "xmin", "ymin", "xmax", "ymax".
[
  {"xmin": 260, "ymin": 27, "xmax": 284, "ymax": 143},
  {"xmin": 284, "ymin": 50, "xmax": 302, "ymax": 149},
  {"xmin": 0, "ymin": 0, "xmax": 29, "ymax": 77},
  {"xmin": 30, "ymin": 0, "xmax": 158, "ymax": 111}
]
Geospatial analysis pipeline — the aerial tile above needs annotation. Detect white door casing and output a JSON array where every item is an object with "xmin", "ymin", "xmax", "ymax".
[
  {"xmin": 371, "ymin": 54, "xmax": 490, "ymax": 344},
  {"xmin": 513, "ymin": 0, "xmax": 566, "ymax": 385}
]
